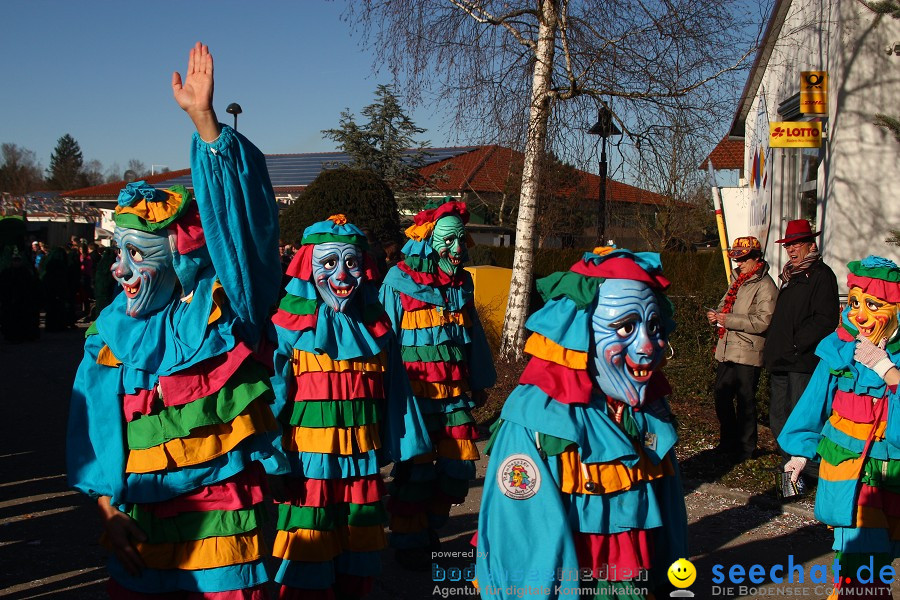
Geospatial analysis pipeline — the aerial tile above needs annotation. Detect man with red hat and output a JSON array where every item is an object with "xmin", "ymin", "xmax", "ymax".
[{"xmin": 763, "ymin": 219, "xmax": 839, "ymax": 482}]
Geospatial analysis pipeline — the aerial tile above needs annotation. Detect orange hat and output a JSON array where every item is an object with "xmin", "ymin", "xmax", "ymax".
[{"xmin": 727, "ymin": 236, "xmax": 761, "ymax": 259}]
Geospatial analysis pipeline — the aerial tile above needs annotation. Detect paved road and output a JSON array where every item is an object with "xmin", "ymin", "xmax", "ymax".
[{"xmin": 1, "ymin": 325, "xmax": 895, "ymax": 599}]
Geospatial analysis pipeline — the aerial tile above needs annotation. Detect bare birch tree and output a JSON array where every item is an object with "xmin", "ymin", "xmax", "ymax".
[{"xmin": 348, "ymin": 0, "xmax": 769, "ymax": 360}]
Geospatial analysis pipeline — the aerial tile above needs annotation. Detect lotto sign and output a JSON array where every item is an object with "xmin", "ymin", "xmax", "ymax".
[
  {"xmin": 800, "ymin": 71, "xmax": 827, "ymax": 114},
  {"xmin": 769, "ymin": 122, "xmax": 822, "ymax": 148}
]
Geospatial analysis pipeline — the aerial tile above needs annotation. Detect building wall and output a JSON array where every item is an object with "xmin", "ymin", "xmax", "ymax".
[{"xmin": 742, "ymin": 0, "xmax": 900, "ymax": 291}]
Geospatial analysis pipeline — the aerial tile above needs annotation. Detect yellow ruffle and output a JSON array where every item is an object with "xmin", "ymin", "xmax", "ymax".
[
  {"xmin": 273, "ymin": 525, "xmax": 386, "ymax": 561},
  {"xmin": 292, "ymin": 349, "xmax": 387, "ymax": 375},
  {"xmin": 401, "ymin": 307, "xmax": 470, "ymax": 330},
  {"xmin": 819, "ymin": 455, "xmax": 866, "ymax": 482},
  {"xmin": 855, "ymin": 505, "xmax": 900, "ymax": 539},
  {"xmin": 524, "ymin": 333, "xmax": 588, "ymax": 370},
  {"xmin": 97, "ymin": 345, "xmax": 121, "ymax": 367},
  {"xmin": 283, "ymin": 423, "xmax": 381, "ymax": 455},
  {"xmin": 208, "ymin": 281, "xmax": 226, "ymax": 325},
  {"xmin": 115, "ymin": 188, "xmax": 184, "ymax": 224},
  {"xmin": 437, "ymin": 438, "xmax": 480, "ymax": 461},
  {"xmin": 410, "ymin": 380, "xmax": 469, "ymax": 399},
  {"xmin": 557, "ymin": 449, "xmax": 672, "ymax": 495},
  {"xmin": 829, "ymin": 413, "xmax": 886, "ymax": 442},
  {"xmin": 405, "ymin": 221, "xmax": 435, "ymax": 242},
  {"xmin": 273, "ymin": 528, "xmax": 341, "ymax": 562},
  {"xmin": 134, "ymin": 532, "xmax": 260, "ymax": 570},
  {"xmin": 125, "ymin": 401, "xmax": 276, "ymax": 474}
]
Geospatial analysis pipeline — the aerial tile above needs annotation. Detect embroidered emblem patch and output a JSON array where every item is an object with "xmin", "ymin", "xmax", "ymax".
[{"xmin": 497, "ymin": 454, "xmax": 541, "ymax": 500}]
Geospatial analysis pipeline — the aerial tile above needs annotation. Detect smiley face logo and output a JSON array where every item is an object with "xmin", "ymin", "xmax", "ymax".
[{"xmin": 667, "ymin": 558, "xmax": 696, "ymax": 588}]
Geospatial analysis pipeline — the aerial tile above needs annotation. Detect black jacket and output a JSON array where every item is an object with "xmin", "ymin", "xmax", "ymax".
[{"xmin": 763, "ymin": 259, "xmax": 839, "ymax": 373}]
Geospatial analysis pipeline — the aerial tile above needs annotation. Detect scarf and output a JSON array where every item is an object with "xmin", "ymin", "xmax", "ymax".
[
  {"xmin": 719, "ymin": 260, "xmax": 764, "ymax": 339},
  {"xmin": 779, "ymin": 250, "xmax": 821, "ymax": 287}
]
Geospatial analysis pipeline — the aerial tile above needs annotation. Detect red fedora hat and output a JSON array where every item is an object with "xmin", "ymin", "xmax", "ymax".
[{"xmin": 775, "ymin": 219, "xmax": 820, "ymax": 244}]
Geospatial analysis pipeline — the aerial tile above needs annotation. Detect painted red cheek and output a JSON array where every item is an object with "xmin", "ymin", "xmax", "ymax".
[{"xmin": 875, "ymin": 315, "xmax": 889, "ymax": 325}]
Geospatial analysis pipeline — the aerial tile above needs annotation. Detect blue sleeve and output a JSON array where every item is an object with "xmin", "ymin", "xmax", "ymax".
[
  {"xmin": 885, "ymin": 385, "xmax": 900, "ymax": 448},
  {"xmin": 467, "ymin": 305, "xmax": 497, "ymax": 391},
  {"xmin": 476, "ymin": 422, "xmax": 580, "ymax": 598},
  {"xmin": 382, "ymin": 336, "xmax": 433, "ymax": 462},
  {"xmin": 377, "ymin": 282, "xmax": 404, "ymax": 338},
  {"xmin": 778, "ymin": 360, "xmax": 835, "ymax": 458},
  {"xmin": 66, "ymin": 336, "xmax": 128, "ymax": 503},
  {"xmin": 190, "ymin": 125, "xmax": 281, "ymax": 347}
]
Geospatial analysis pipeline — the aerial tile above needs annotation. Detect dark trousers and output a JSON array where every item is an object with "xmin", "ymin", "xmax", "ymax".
[
  {"xmin": 714, "ymin": 361, "xmax": 761, "ymax": 459},
  {"xmin": 769, "ymin": 370, "xmax": 814, "ymax": 461}
]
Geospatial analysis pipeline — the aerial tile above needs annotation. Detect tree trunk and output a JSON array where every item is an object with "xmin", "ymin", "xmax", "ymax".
[{"xmin": 498, "ymin": 1, "xmax": 557, "ymax": 361}]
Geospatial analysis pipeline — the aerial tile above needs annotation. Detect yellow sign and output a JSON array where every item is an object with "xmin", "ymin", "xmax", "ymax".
[
  {"xmin": 769, "ymin": 122, "xmax": 823, "ymax": 148},
  {"xmin": 800, "ymin": 71, "xmax": 827, "ymax": 114}
]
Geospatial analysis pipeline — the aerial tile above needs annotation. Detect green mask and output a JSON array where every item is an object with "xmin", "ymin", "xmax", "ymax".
[{"xmin": 430, "ymin": 215, "xmax": 467, "ymax": 275}]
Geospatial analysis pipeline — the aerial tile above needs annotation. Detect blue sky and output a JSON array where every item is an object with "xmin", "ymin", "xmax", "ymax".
[{"xmin": 1, "ymin": 0, "xmax": 452, "ymax": 178}]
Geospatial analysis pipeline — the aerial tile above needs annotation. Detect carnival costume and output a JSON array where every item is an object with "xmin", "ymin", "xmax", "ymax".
[
  {"xmin": 67, "ymin": 125, "xmax": 288, "ymax": 597},
  {"xmin": 780, "ymin": 256, "xmax": 900, "ymax": 599},
  {"xmin": 378, "ymin": 200, "xmax": 497, "ymax": 559},
  {"xmin": 270, "ymin": 215, "xmax": 432, "ymax": 598},
  {"xmin": 475, "ymin": 248, "xmax": 688, "ymax": 599}
]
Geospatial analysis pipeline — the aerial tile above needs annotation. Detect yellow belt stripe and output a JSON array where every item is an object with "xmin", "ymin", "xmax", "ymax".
[
  {"xmin": 557, "ymin": 448, "xmax": 672, "ymax": 495},
  {"xmin": 410, "ymin": 380, "xmax": 469, "ymax": 399},
  {"xmin": 400, "ymin": 307, "xmax": 470, "ymax": 330},
  {"xmin": 292, "ymin": 349, "xmax": 387, "ymax": 374},
  {"xmin": 273, "ymin": 525, "xmax": 386, "ymax": 561},
  {"xmin": 437, "ymin": 438, "xmax": 480, "ymax": 461}
]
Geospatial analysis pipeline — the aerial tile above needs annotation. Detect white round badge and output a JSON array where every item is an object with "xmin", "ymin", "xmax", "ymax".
[{"xmin": 497, "ymin": 453, "xmax": 541, "ymax": 500}]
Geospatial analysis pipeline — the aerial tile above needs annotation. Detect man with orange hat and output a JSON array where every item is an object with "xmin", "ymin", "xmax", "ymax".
[
  {"xmin": 763, "ymin": 219, "xmax": 839, "ymax": 480},
  {"xmin": 707, "ymin": 236, "xmax": 777, "ymax": 463}
]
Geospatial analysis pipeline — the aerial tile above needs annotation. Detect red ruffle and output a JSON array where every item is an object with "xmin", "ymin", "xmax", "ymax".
[
  {"xmin": 293, "ymin": 371, "xmax": 385, "ymax": 402},
  {"xmin": 570, "ymin": 256, "xmax": 670, "ymax": 291},
  {"xmin": 857, "ymin": 483, "xmax": 900, "ymax": 517},
  {"xmin": 123, "ymin": 387, "xmax": 159, "ymax": 422},
  {"xmin": 848, "ymin": 273, "xmax": 900, "ymax": 303},
  {"xmin": 172, "ymin": 202, "xmax": 206, "ymax": 255},
  {"xmin": 397, "ymin": 261, "xmax": 463, "ymax": 287},
  {"xmin": 286, "ymin": 244, "xmax": 313, "ymax": 280},
  {"xmin": 399, "ymin": 292, "xmax": 433, "ymax": 311},
  {"xmin": 573, "ymin": 529, "xmax": 653, "ymax": 580},
  {"xmin": 430, "ymin": 424, "xmax": 479, "ymax": 441},
  {"xmin": 413, "ymin": 201, "xmax": 469, "ymax": 226},
  {"xmin": 837, "ymin": 326, "xmax": 856, "ymax": 342},
  {"xmin": 404, "ymin": 360, "xmax": 468, "ymax": 382},
  {"xmin": 519, "ymin": 357, "xmax": 593, "ymax": 405},
  {"xmin": 334, "ymin": 575, "xmax": 373, "ymax": 598},
  {"xmin": 147, "ymin": 464, "xmax": 266, "ymax": 517},
  {"xmin": 278, "ymin": 587, "xmax": 335, "ymax": 600},
  {"xmin": 364, "ymin": 310, "xmax": 393, "ymax": 339},
  {"xmin": 157, "ymin": 342, "xmax": 253, "ymax": 408},
  {"xmin": 278, "ymin": 475, "xmax": 385, "ymax": 508},
  {"xmin": 109, "ymin": 579, "xmax": 268, "ymax": 600},
  {"xmin": 272, "ymin": 309, "xmax": 318, "ymax": 332},
  {"xmin": 832, "ymin": 389, "xmax": 885, "ymax": 425}
]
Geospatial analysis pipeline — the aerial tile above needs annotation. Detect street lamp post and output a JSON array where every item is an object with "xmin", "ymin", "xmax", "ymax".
[
  {"xmin": 588, "ymin": 106, "xmax": 621, "ymax": 245},
  {"xmin": 226, "ymin": 103, "xmax": 243, "ymax": 130}
]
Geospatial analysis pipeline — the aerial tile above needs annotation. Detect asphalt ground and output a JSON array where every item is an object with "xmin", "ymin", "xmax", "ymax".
[{"xmin": 2, "ymin": 324, "xmax": 897, "ymax": 599}]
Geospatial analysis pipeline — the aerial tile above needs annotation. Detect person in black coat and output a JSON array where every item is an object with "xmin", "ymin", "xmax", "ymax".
[{"xmin": 763, "ymin": 220, "xmax": 839, "ymax": 473}]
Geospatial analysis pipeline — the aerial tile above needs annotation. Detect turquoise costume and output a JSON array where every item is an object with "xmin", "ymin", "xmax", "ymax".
[
  {"xmin": 270, "ymin": 216, "xmax": 432, "ymax": 599},
  {"xmin": 475, "ymin": 249, "xmax": 688, "ymax": 599},
  {"xmin": 66, "ymin": 125, "xmax": 288, "ymax": 597}
]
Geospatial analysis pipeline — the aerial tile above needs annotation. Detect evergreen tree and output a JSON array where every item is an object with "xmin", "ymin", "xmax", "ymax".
[
  {"xmin": 279, "ymin": 168, "xmax": 401, "ymax": 247},
  {"xmin": 46, "ymin": 134, "xmax": 84, "ymax": 191},
  {"xmin": 322, "ymin": 85, "xmax": 434, "ymax": 199}
]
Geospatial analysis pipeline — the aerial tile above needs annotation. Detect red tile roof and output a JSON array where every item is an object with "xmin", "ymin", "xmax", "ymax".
[
  {"xmin": 699, "ymin": 137, "xmax": 744, "ymax": 173},
  {"xmin": 62, "ymin": 168, "xmax": 192, "ymax": 199}
]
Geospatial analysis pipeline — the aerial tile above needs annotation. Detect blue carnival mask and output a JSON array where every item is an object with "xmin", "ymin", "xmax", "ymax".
[
  {"xmin": 111, "ymin": 227, "xmax": 177, "ymax": 318},
  {"xmin": 591, "ymin": 279, "xmax": 668, "ymax": 407},
  {"xmin": 312, "ymin": 242, "xmax": 363, "ymax": 312},
  {"xmin": 430, "ymin": 215, "xmax": 468, "ymax": 275}
]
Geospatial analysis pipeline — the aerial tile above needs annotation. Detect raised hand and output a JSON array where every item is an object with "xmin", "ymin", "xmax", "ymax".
[{"xmin": 172, "ymin": 42, "xmax": 220, "ymax": 142}]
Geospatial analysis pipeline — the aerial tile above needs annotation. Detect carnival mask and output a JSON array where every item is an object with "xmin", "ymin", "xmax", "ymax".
[
  {"xmin": 112, "ymin": 227, "xmax": 177, "ymax": 318},
  {"xmin": 312, "ymin": 242, "xmax": 363, "ymax": 312},
  {"xmin": 591, "ymin": 279, "xmax": 668, "ymax": 407},
  {"xmin": 848, "ymin": 286, "xmax": 899, "ymax": 346},
  {"xmin": 431, "ymin": 215, "xmax": 467, "ymax": 275}
]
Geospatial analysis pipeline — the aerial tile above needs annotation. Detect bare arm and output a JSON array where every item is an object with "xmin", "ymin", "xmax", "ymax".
[{"xmin": 172, "ymin": 42, "xmax": 221, "ymax": 142}]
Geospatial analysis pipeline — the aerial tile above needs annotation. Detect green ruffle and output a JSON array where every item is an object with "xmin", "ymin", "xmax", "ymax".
[
  {"xmin": 816, "ymin": 437, "xmax": 859, "ymax": 465},
  {"xmin": 403, "ymin": 256, "xmax": 437, "ymax": 274},
  {"xmin": 861, "ymin": 455, "xmax": 900, "ymax": 493},
  {"xmin": 126, "ymin": 504, "xmax": 265, "ymax": 543},
  {"xmin": 423, "ymin": 410, "xmax": 474, "ymax": 431},
  {"xmin": 484, "ymin": 419, "xmax": 504, "ymax": 456},
  {"xmin": 300, "ymin": 232, "xmax": 369, "ymax": 250},
  {"xmin": 276, "ymin": 501, "xmax": 387, "ymax": 532},
  {"xmin": 114, "ymin": 185, "xmax": 194, "ymax": 233},
  {"xmin": 536, "ymin": 271, "xmax": 605, "ymax": 308},
  {"xmin": 126, "ymin": 361, "xmax": 273, "ymax": 450},
  {"xmin": 278, "ymin": 294, "xmax": 318, "ymax": 315},
  {"xmin": 848, "ymin": 260, "xmax": 900, "ymax": 283},
  {"xmin": 538, "ymin": 433, "xmax": 576, "ymax": 457},
  {"xmin": 286, "ymin": 398, "xmax": 381, "ymax": 428},
  {"xmin": 401, "ymin": 344, "xmax": 465, "ymax": 364}
]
